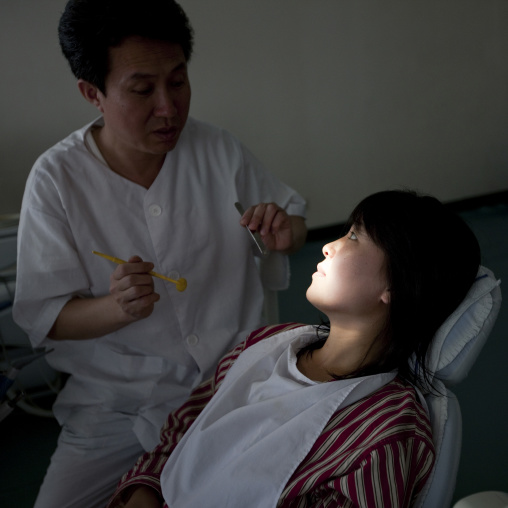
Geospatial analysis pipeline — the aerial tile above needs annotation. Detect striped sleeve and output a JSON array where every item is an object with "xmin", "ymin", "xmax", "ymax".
[
  {"xmin": 278, "ymin": 378, "xmax": 435, "ymax": 508},
  {"xmin": 107, "ymin": 322, "xmax": 305, "ymax": 507},
  {"xmin": 338, "ymin": 437, "xmax": 435, "ymax": 507}
]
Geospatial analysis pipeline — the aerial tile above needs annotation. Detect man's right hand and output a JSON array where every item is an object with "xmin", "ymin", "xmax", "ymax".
[
  {"xmin": 47, "ymin": 255, "xmax": 160, "ymax": 341},
  {"xmin": 110, "ymin": 256, "xmax": 160, "ymax": 321}
]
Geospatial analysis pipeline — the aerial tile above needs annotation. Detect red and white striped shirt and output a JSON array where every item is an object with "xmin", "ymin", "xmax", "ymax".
[{"xmin": 108, "ymin": 323, "xmax": 435, "ymax": 508}]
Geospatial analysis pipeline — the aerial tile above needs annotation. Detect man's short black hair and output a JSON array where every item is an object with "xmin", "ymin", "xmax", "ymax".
[{"xmin": 58, "ymin": 0, "xmax": 194, "ymax": 93}]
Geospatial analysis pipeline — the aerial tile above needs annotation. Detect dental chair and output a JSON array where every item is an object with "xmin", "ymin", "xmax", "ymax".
[
  {"xmin": 453, "ymin": 491, "xmax": 508, "ymax": 508},
  {"xmin": 414, "ymin": 266, "xmax": 502, "ymax": 508},
  {"xmin": 0, "ymin": 216, "xmax": 61, "ymax": 419}
]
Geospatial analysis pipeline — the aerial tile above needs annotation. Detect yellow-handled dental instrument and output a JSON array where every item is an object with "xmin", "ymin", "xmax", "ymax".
[{"xmin": 92, "ymin": 250, "xmax": 187, "ymax": 292}]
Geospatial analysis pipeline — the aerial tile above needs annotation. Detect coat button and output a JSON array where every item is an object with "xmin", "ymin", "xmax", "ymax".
[
  {"xmin": 186, "ymin": 334, "xmax": 199, "ymax": 347},
  {"xmin": 149, "ymin": 204, "xmax": 162, "ymax": 216}
]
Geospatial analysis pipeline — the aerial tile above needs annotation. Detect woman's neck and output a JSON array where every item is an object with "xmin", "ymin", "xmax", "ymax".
[{"xmin": 297, "ymin": 320, "xmax": 386, "ymax": 382}]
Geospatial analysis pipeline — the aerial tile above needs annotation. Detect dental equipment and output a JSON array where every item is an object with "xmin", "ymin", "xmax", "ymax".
[
  {"xmin": 234, "ymin": 202, "xmax": 268, "ymax": 257},
  {"xmin": 92, "ymin": 251, "xmax": 187, "ymax": 292},
  {"xmin": 0, "ymin": 348, "xmax": 54, "ymax": 402},
  {"xmin": 0, "ymin": 391, "xmax": 24, "ymax": 422}
]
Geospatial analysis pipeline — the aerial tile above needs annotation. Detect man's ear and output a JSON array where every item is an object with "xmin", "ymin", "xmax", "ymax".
[{"xmin": 77, "ymin": 79, "xmax": 104, "ymax": 112}]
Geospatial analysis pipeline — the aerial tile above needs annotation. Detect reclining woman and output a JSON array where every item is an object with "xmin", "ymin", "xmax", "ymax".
[{"xmin": 108, "ymin": 189, "xmax": 481, "ymax": 508}]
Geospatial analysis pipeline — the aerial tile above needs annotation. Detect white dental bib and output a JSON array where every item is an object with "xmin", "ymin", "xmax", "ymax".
[{"xmin": 161, "ymin": 325, "xmax": 396, "ymax": 508}]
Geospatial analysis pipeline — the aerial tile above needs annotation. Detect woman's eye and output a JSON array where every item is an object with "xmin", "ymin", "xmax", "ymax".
[{"xmin": 348, "ymin": 231, "xmax": 358, "ymax": 240}]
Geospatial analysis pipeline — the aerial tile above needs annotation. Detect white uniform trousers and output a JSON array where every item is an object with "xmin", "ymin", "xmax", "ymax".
[{"xmin": 33, "ymin": 413, "xmax": 144, "ymax": 508}]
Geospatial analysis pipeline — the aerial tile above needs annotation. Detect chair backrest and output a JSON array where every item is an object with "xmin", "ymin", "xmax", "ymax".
[
  {"xmin": 453, "ymin": 490, "xmax": 508, "ymax": 508},
  {"xmin": 0, "ymin": 219, "xmax": 18, "ymax": 270},
  {"xmin": 414, "ymin": 266, "xmax": 502, "ymax": 508}
]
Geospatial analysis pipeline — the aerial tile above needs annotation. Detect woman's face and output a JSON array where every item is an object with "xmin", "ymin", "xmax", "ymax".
[{"xmin": 306, "ymin": 225, "xmax": 390, "ymax": 321}]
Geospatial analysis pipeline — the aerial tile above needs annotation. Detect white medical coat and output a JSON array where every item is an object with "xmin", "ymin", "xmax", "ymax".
[{"xmin": 13, "ymin": 116, "xmax": 306, "ymax": 449}]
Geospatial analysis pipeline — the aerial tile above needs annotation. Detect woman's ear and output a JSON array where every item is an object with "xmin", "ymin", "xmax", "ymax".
[
  {"xmin": 381, "ymin": 288, "xmax": 391, "ymax": 305},
  {"xmin": 77, "ymin": 79, "xmax": 104, "ymax": 112}
]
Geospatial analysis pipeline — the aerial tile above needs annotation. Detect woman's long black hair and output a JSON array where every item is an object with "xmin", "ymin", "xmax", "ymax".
[{"xmin": 299, "ymin": 190, "xmax": 481, "ymax": 391}]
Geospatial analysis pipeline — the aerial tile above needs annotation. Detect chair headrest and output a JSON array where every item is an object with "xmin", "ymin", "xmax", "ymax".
[{"xmin": 426, "ymin": 265, "xmax": 501, "ymax": 385}]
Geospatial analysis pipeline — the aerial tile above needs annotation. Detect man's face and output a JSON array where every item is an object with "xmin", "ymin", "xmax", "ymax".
[{"xmin": 93, "ymin": 36, "xmax": 191, "ymax": 158}]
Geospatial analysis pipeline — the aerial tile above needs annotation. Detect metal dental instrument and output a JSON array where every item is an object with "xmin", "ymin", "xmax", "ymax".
[{"xmin": 234, "ymin": 202, "xmax": 268, "ymax": 257}]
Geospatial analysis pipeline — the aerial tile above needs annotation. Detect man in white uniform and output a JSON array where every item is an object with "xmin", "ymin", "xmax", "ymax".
[{"xmin": 12, "ymin": 1, "xmax": 307, "ymax": 507}]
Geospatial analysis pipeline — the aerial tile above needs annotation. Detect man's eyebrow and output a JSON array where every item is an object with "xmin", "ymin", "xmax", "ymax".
[
  {"xmin": 126, "ymin": 63, "xmax": 188, "ymax": 82},
  {"xmin": 127, "ymin": 72, "xmax": 156, "ymax": 81}
]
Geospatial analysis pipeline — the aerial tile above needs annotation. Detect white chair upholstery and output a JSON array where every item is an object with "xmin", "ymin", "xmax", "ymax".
[
  {"xmin": 453, "ymin": 491, "xmax": 508, "ymax": 508},
  {"xmin": 414, "ymin": 266, "xmax": 502, "ymax": 508}
]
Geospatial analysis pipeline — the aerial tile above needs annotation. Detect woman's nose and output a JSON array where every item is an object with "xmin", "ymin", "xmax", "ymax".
[
  {"xmin": 322, "ymin": 242, "xmax": 334, "ymax": 258},
  {"xmin": 322, "ymin": 239, "xmax": 341, "ymax": 258}
]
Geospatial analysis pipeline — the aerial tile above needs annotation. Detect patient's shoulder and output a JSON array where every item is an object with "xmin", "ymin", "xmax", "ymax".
[
  {"xmin": 325, "ymin": 377, "xmax": 433, "ymax": 450},
  {"xmin": 245, "ymin": 322, "xmax": 308, "ymax": 348},
  {"xmin": 214, "ymin": 323, "xmax": 307, "ymax": 387}
]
